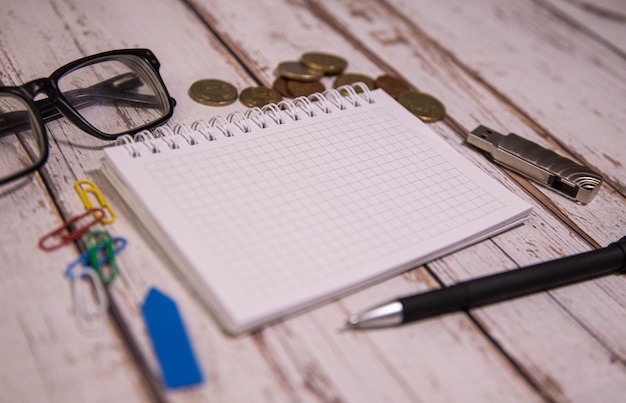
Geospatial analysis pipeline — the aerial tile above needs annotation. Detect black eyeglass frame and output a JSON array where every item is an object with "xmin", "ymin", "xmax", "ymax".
[
  {"xmin": 1, "ymin": 48, "xmax": 175, "ymax": 139},
  {"xmin": 0, "ymin": 89, "xmax": 48, "ymax": 185},
  {"xmin": 0, "ymin": 48, "xmax": 176, "ymax": 185}
]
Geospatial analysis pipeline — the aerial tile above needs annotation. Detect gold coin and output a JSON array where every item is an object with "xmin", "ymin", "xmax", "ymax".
[
  {"xmin": 286, "ymin": 79, "xmax": 325, "ymax": 97},
  {"xmin": 300, "ymin": 52, "xmax": 347, "ymax": 75},
  {"xmin": 332, "ymin": 73, "xmax": 376, "ymax": 91},
  {"xmin": 239, "ymin": 86, "xmax": 282, "ymax": 108},
  {"xmin": 188, "ymin": 79, "xmax": 238, "ymax": 106},
  {"xmin": 375, "ymin": 75, "xmax": 411, "ymax": 99},
  {"xmin": 397, "ymin": 90, "xmax": 446, "ymax": 123},
  {"xmin": 277, "ymin": 61, "xmax": 322, "ymax": 82}
]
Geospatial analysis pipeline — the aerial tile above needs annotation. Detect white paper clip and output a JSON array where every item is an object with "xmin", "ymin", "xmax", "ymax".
[{"xmin": 65, "ymin": 256, "xmax": 109, "ymax": 335}]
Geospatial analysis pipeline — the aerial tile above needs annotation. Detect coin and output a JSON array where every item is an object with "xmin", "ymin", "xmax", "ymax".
[
  {"xmin": 272, "ymin": 77, "xmax": 293, "ymax": 97},
  {"xmin": 332, "ymin": 73, "xmax": 376, "ymax": 91},
  {"xmin": 397, "ymin": 90, "xmax": 446, "ymax": 122},
  {"xmin": 188, "ymin": 79, "xmax": 238, "ymax": 106},
  {"xmin": 287, "ymin": 79, "xmax": 325, "ymax": 97},
  {"xmin": 277, "ymin": 61, "xmax": 322, "ymax": 82},
  {"xmin": 239, "ymin": 86, "xmax": 282, "ymax": 108},
  {"xmin": 375, "ymin": 75, "xmax": 411, "ymax": 99},
  {"xmin": 300, "ymin": 52, "xmax": 347, "ymax": 75}
]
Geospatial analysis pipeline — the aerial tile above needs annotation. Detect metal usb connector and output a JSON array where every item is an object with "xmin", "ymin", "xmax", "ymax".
[{"xmin": 467, "ymin": 126, "xmax": 602, "ymax": 204}]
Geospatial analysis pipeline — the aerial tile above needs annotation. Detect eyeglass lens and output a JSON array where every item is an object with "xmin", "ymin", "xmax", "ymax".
[
  {"xmin": 57, "ymin": 55, "xmax": 170, "ymax": 137},
  {"xmin": 0, "ymin": 93, "xmax": 46, "ymax": 184}
]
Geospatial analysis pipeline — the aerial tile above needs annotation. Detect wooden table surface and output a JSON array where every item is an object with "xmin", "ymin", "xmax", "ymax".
[{"xmin": 1, "ymin": 0, "xmax": 625, "ymax": 402}]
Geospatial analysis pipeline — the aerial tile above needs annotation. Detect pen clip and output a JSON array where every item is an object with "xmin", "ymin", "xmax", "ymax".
[
  {"xmin": 75, "ymin": 179, "xmax": 116, "ymax": 224},
  {"xmin": 38, "ymin": 208, "xmax": 106, "ymax": 251}
]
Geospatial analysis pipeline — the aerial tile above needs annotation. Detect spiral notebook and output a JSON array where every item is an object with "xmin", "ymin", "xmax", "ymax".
[{"xmin": 102, "ymin": 84, "xmax": 531, "ymax": 335}]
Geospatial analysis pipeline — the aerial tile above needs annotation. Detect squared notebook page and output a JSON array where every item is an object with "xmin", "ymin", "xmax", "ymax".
[{"xmin": 103, "ymin": 89, "xmax": 531, "ymax": 335}]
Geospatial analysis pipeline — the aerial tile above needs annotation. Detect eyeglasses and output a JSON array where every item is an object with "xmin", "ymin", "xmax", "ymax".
[{"xmin": 0, "ymin": 48, "xmax": 175, "ymax": 185}]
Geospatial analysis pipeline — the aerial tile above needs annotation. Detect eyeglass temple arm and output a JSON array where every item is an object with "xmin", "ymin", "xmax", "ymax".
[
  {"xmin": 57, "ymin": 72, "xmax": 166, "ymax": 110},
  {"xmin": 0, "ymin": 73, "xmax": 164, "ymax": 135}
]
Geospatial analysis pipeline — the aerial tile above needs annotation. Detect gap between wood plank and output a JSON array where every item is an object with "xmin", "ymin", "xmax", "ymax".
[
  {"xmin": 179, "ymin": 0, "xmax": 267, "ymax": 86},
  {"xmin": 416, "ymin": 260, "xmax": 552, "ymax": 401},
  {"xmin": 538, "ymin": 0, "xmax": 626, "ymax": 59}
]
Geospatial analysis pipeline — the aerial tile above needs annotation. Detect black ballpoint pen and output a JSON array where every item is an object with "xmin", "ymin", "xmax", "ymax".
[{"xmin": 345, "ymin": 236, "xmax": 626, "ymax": 329}]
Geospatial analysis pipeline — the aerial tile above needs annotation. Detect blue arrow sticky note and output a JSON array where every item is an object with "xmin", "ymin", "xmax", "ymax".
[{"xmin": 141, "ymin": 287, "xmax": 204, "ymax": 388}]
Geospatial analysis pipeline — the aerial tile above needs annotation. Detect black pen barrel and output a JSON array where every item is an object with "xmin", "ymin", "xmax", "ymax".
[{"xmin": 400, "ymin": 237, "xmax": 626, "ymax": 323}]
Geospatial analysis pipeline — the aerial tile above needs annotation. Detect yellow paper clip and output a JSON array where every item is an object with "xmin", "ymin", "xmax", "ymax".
[{"xmin": 75, "ymin": 179, "xmax": 116, "ymax": 224}]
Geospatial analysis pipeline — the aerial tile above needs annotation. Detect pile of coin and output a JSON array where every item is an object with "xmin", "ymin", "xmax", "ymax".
[
  {"xmin": 330, "ymin": 72, "xmax": 446, "ymax": 122},
  {"xmin": 188, "ymin": 51, "xmax": 446, "ymax": 122},
  {"xmin": 273, "ymin": 52, "xmax": 347, "ymax": 98}
]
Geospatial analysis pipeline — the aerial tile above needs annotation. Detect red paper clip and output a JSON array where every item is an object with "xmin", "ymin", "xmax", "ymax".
[{"xmin": 38, "ymin": 208, "xmax": 105, "ymax": 251}]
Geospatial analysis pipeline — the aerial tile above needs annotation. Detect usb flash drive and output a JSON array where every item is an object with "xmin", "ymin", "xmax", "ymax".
[{"xmin": 467, "ymin": 125, "xmax": 602, "ymax": 204}]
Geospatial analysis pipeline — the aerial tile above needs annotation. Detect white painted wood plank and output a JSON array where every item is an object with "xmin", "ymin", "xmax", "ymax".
[
  {"xmin": 274, "ymin": 279, "xmax": 543, "ymax": 402},
  {"xmin": 409, "ymin": 122, "xmax": 626, "ymax": 401},
  {"xmin": 186, "ymin": 0, "xmax": 626, "ymax": 248},
  {"xmin": 379, "ymin": 0, "xmax": 626, "ymax": 194},
  {"xmin": 2, "ymin": 0, "xmax": 626, "ymax": 402},
  {"xmin": 301, "ymin": 0, "xmax": 626, "ymax": 247},
  {"xmin": 395, "ymin": 100, "xmax": 626, "ymax": 402},
  {"xmin": 297, "ymin": 2, "xmax": 626, "ymax": 373},
  {"xmin": 2, "ymin": 0, "xmax": 543, "ymax": 400},
  {"xmin": 0, "ymin": 176, "xmax": 149, "ymax": 402},
  {"xmin": 430, "ymin": 225, "xmax": 626, "ymax": 402},
  {"xmin": 294, "ymin": 2, "xmax": 626, "ymax": 368},
  {"xmin": 183, "ymin": 2, "xmax": 623, "ymax": 398},
  {"xmin": 1, "ymin": 0, "xmax": 297, "ymax": 401},
  {"xmin": 543, "ymin": 0, "xmax": 626, "ymax": 54},
  {"xmin": 1, "ymin": 4, "xmax": 151, "ymax": 399}
]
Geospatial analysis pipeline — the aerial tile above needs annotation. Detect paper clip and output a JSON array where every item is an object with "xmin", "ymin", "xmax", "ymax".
[
  {"xmin": 86, "ymin": 230, "xmax": 119, "ymax": 284},
  {"xmin": 75, "ymin": 179, "xmax": 116, "ymax": 224},
  {"xmin": 64, "ymin": 236, "xmax": 128, "ymax": 334},
  {"xmin": 66, "ymin": 235, "xmax": 128, "ymax": 272},
  {"xmin": 65, "ymin": 259, "xmax": 109, "ymax": 335},
  {"xmin": 38, "ymin": 208, "xmax": 105, "ymax": 251}
]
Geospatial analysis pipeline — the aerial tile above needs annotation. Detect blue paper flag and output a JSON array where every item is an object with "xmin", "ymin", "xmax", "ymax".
[{"xmin": 142, "ymin": 287, "xmax": 204, "ymax": 388}]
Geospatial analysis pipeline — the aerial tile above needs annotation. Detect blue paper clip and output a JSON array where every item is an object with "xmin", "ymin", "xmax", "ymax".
[{"xmin": 64, "ymin": 236, "xmax": 128, "ymax": 277}]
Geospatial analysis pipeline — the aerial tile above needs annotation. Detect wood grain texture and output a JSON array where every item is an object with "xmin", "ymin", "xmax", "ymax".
[
  {"xmin": 0, "ymin": 179, "xmax": 148, "ymax": 402},
  {"xmin": 1, "ymin": 0, "xmax": 625, "ymax": 402},
  {"xmin": 380, "ymin": 0, "xmax": 626, "ymax": 195},
  {"xmin": 306, "ymin": 0, "xmax": 626, "ymax": 245},
  {"xmin": 543, "ymin": 0, "xmax": 626, "ymax": 54}
]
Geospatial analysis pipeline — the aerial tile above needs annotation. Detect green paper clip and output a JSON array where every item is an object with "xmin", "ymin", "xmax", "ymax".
[{"xmin": 86, "ymin": 230, "xmax": 118, "ymax": 284}]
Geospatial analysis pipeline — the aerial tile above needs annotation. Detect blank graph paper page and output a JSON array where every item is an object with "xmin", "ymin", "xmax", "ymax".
[{"xmin": 103, "ymin": 89, "xmax": 530, "ymax": 334}]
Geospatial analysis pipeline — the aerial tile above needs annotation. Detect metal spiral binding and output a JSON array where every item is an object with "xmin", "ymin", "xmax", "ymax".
[{"xmin": 114, "ymin": 82, "xmax": 374, "ymax": 157}]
